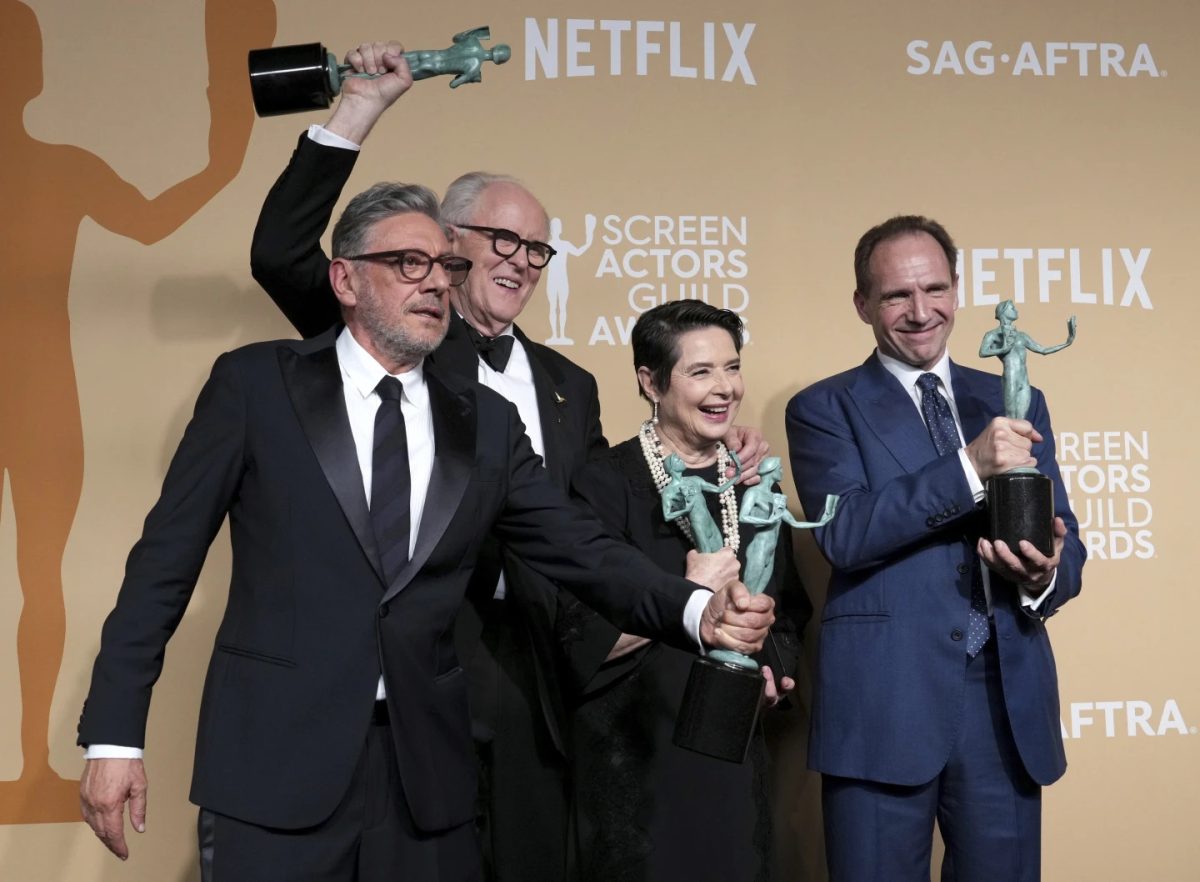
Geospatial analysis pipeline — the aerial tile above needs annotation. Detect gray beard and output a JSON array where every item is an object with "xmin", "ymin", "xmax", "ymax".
[
  {"xmin": 361, "ymin": 310, "xmax": 443, "ymax": 365},
  {"xmin": 355, "ymin": 277, "xmax": 446, "ymax": 365}
]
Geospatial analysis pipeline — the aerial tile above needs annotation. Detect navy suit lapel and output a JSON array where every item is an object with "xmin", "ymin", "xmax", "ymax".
[
  {"xmin": 850, "ymin": 354, "xmax": 940, "ymax": 474},
  {"xmin": 949, "ymin": 360, "xmax": 998, "ymax": 443},
  {"xmin": 278, "ymin": 339, "xmax": 386, "ymax": 587},
  {"xmin": 514, "ymin": 326, "xmax": 570, "ymax": 483},
  {"xmin": 380, "ymin": 366, "xmax": 475, "ymax": 605}
]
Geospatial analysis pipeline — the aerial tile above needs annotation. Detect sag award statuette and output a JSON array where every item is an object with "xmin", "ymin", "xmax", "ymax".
[
  {"xmin": 671, "ymin": 456, "xmax": 838, "ymax": 763},
  {"xmin": 979, "ymin": 300, "xmax": 1077, "ymax": 555},
  {"xmin": 248, "ymin": 26, "xmax": 511, "ymax": 117}
]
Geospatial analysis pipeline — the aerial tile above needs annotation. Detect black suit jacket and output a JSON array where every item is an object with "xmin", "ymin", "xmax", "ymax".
[
  {"xmin": 78, "ymin": 331, "xmax": 694, "ymax": 834},
  {"xmin": 249, "ymin": 133, "xmax": 607, "ymax": 755}
]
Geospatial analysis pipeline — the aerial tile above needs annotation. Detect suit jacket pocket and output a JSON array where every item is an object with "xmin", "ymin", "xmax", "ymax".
[
  {"xmin": 821, "ymin": 612, "xmax": 891, "ymax": 624},
  {"xmin": 216, "ymin": 642, "xmax": 297, "ymax": 668}
]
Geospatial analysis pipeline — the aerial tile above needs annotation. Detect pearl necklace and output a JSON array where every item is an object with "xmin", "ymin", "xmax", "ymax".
[{"xmin": 638, "ymin": 420, "xmax": 740, "ymax": 553}]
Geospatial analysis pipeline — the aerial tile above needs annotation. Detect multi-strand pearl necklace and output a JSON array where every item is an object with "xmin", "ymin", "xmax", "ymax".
[{"xmin": 638, "ymin": 420, "xmax": 740, "ymax": 553}]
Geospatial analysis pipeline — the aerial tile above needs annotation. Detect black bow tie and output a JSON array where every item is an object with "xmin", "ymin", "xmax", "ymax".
[{"xmin": 466, "ymin": 326, "xmax": 515, "ymax": 372}]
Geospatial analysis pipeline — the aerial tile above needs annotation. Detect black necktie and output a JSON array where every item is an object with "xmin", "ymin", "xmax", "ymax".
[
  {"xmin": 371, "ymin": 377, "xmax": 411, "ymax": 586},
  {"xmin": 466, "ymin": 324, "xmax": 515, "ymax": 372},
  {"xmin": 917, "ymin": 372, "xmax": 990, "ymax": 657}
]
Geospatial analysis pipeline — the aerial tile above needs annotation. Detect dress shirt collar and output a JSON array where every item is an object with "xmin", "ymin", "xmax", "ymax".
[
  {"xmin": 336, "ymin": 327, "xmax": 427, "ymax": 403},
  {"xmin": 876, "ymin": 349, "xmax": 956, "ymax": 404}
]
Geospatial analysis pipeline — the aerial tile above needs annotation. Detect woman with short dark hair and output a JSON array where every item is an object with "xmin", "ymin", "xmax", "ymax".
[{"xmin": 560, "ymin": 299, "xmax": 811, "ymax": 882}]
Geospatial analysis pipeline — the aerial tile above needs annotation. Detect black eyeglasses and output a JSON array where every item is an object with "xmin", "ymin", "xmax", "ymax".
[
  {"xmin": 456, "ymin": 225, "xmax": 557, "ymax": 268},
  {"xmin": 343, "ymin": 250, "xmax": 472, "ymax": 286}
]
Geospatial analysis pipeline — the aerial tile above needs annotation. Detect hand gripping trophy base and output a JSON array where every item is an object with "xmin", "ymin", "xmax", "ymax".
[
  {"xmin": 673, "ymin": 656, "xmax": 764, "ymax": 764},
  {"xmin": 987, "ymin": 470, "xmax": 1054, "ymax": 558}
]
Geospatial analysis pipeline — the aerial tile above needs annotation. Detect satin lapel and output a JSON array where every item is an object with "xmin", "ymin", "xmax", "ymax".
[
  {"xmin": 849, "ymin": 355, "xmax": 939, "ymax": 474},
  {"xmin": 950, "ymin": 361, "xmax": 998, "ymax": 443},
  {"xmin": 380, "ymin": 367, "xmax": 475, "ymax": 605},
  {"xmin": 515, "ymin": 326, "xmax": 571, "ymax": 485},
  {"xmin": 279, "ymin": 344, "xmax": 385, "ymax": 586}
]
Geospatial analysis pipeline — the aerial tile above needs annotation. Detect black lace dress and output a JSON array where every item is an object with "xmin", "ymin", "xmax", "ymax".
[{"xmin": 559, "ymin": 438, "xmax": 811, "ymax": 882}]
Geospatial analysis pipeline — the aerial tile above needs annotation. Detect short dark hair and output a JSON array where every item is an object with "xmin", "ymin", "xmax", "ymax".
[
  {"xmin": 331, "ymin": 182, "xmax": 444, "ymax": 258},
  {"xmin": 631, "ymin": 300, "xmax": 744, "ymax": 401},
  {"xmin": 853, "ymin": 215, "xmax": 958, "ymax": 297}
]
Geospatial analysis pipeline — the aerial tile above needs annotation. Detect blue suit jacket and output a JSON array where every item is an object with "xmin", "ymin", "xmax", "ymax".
[{"xmin": 785, "ymin": 354, "xmax": 1085, "ymax": 787}]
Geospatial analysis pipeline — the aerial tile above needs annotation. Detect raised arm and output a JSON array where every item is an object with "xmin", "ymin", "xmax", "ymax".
[
  {"xmin": 250, "ymin": 41, "xmax": 413, "ymax": 337},
  {"xmin": 1023, "ymin": 315, "xmax": 1077, "ymax": 356}
]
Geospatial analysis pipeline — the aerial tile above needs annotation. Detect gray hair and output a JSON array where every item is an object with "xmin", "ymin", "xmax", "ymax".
[
  {"xmin": 440, "ymin": 171, "xmax": 546, "ymax": 230},
  {"xmin": 331, "ymin": 182, "xmax": 444, "ymax": 258}
]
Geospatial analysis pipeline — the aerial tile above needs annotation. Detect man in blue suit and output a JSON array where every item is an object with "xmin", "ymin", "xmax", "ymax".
[{"xmin": 785, "ymin": 216, "xmax": 1085, "ymax": 882}]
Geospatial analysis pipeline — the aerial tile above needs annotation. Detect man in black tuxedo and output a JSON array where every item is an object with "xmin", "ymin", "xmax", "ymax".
[
  {"xmin": 248, "ymin": 41, "xmax": 767, "ymax": 881},
  {"xmin": 77, "ymin": 181, "xmax": 773, "ymax": 880}
]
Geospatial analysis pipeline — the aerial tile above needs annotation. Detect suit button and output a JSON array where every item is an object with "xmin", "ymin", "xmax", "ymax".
[
  {"xmin": 934, "ymin": 514, "xmax": 944, "ymax": 523},
  {"xmin": 926, "ymin": 517, "xmax": 935, "ymax": 527},
  {"xmin": 957, "ymin": 563, "xmax": 970, "ymax": 575},
  {"xmin": 951, "ymin": 629, "xmax": 964, "ymax": 641},
  {"xmin": 379, "ymin": 603, "xmax": 390, "ymax": 618}
]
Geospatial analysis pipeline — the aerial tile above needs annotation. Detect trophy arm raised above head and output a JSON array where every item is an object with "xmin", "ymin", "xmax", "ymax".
[{"xmin": 452, "ymin": 26, "xmax": 491, "ymax": 43}]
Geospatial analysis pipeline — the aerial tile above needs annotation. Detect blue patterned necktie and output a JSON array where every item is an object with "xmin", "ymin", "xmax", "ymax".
[
  {"xmin": 917, "ymin": 372, "xmax": 990, "ymax": 657},
  {"xmin": 371, "ymin": 377, "xmax": 411, "ymax": 587}
]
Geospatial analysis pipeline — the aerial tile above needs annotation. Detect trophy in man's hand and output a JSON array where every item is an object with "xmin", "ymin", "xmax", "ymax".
[
  {"xmin": 978, "ymin": 300, "xmax": 1077, "ymax": 556},
  {"xmin": 248, "ymin": 26, "xmax": 511, "ymax": 117},
  {"xmin": 670, "ymin": 456, "xmax": 838, "ymax": 763}
]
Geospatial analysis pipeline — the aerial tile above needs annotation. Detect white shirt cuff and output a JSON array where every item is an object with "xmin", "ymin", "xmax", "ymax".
[
  {"xmin": 307, "ymin": 124, "xmax": 362, "ymax": 151},
  {"xmin": 84, "ymin": 744, "xmax": 143, "ymax": 760},
  {"xmin": 684, "ymin": 589, "xmax": 711, "ymax": 652},
  {"xmin": 1019, "ymin": 570, "xmax": 1057, "ymax": 610},
  {"xmin": 958, "ymin": 449, "xmax": 986, "ymax": 502}
]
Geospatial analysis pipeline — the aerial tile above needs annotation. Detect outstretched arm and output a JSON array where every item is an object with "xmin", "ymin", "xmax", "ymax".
[
  {"xmin": 780, "ymin": 493, "xmax": 839, "ymax": 529},
  {"xmin": 87, "ymin": 0, "xmax": 276, "ymax": 242},
  {"xmin": 1023, "ymin": 316, "xmax": 1077, "ymax": 356}
]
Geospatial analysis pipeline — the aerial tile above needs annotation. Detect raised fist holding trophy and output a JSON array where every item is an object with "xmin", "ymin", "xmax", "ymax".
[{"xmin": 248, "ymin": 26, "xmax": 510, "ymax": 117}]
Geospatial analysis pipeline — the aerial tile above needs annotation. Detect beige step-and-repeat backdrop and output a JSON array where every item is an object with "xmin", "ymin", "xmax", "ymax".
[{"xmin": 0, "ymin": 0, "xmax": 1195, "ymax": 878}]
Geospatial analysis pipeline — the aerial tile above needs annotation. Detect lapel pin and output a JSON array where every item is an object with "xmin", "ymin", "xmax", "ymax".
[{"xmin": 554, "ymin": 391, "xmax": 566, "ymax": 405}]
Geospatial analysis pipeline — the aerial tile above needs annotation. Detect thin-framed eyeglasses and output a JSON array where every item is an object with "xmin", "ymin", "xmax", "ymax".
[
  {"xmin": 343, "ymin": 250, "xmax": 472, "ymax": 286},
  {"xmin": 455, "ymin": 224, "xmax": 557, "ymax": 268}
]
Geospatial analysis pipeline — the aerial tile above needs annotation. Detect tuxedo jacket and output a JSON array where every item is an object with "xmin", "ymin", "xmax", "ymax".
[
  {"xmin": 77, "ymin": 331, "xmax": 693, "ymax": 833},
  {"xmin": 784, "ymin": 354, "xmax": 1085, "ymax": 787},
  {"xmin": 250, "ymin": 134, "xmax": 607, "ymax": 756}
]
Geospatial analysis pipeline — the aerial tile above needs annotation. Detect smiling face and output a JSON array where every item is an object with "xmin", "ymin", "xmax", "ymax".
[
  {"xmin": 853, "ymin": 231, "xmax": 958, "ymax": 370},
  {"xmin": 639, "ymin": 326, "xmax": 744, "ymax": 461},
  {"xmin": 449, "ymin": 181, "xmax": 549, "ymax": 336},
  {"xmin": 333, "ymin": 212, "xmax": 452, "ymax": 372}
]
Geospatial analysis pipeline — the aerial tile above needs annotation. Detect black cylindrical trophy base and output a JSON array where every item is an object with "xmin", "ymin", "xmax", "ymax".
[
  {"xmin": 987, "ymin": 471, "xmax": 1054, "ymax": 557},
  {"xmin": 248, "ymin": 43, "xmax": 336, "ymax": 117},
  {"xmin": 672, "ymin": 657, "xmax": 763, "ymax": 764}
]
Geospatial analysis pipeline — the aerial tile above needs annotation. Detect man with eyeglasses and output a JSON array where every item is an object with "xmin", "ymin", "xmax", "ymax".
[
  {"xmin": 78, "ymin": 180, "xmax": 775, "ymax": 880},
  {"xmin": 249, "ymin": 41, "xmax": 768, "ymax": 882}
]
